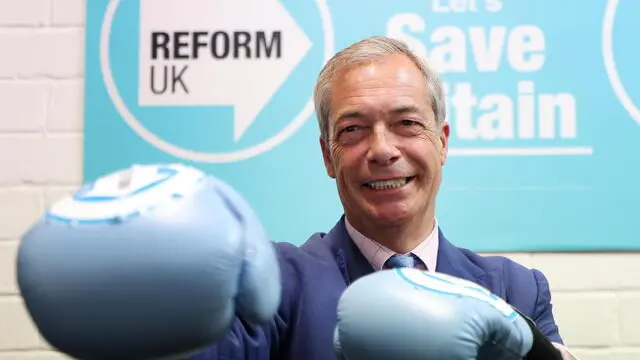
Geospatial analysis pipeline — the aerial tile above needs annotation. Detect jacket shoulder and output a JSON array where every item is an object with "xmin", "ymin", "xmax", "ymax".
[
  {"xmin": 460, "ymin": 250, "xmax": 560, "ymax": 340},
  {"xmin": 459, "ymin": 250, "xmax": 542, "ymax": 314},
  {"xmin": 270, "ymin": 232, "xmax": 345, "ymax": 294},
  {"xmin": 481, "ymin": 253, "xmax": 562, "ymax": 342},
  {"xmin": 272, "ymin": 231, "xmax": 335, "ymax": 266}
]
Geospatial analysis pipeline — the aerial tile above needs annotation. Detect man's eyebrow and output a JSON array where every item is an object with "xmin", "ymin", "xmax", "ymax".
[
  {"xmin": 335, "ymin": 110, "xmax": 363, "ymax": 122},
  {"xmin": 390, "ymin": 105, "xmax": 422, "ymax": 115},
  {"xmin": 334, "ymin": 105, "xmax": 423, "ymax": 124}
]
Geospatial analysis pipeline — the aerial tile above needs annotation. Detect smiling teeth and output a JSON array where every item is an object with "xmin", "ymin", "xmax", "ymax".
[{"xmin": 367, "ymin": 178, "xmax": 409, "ymax": 190}]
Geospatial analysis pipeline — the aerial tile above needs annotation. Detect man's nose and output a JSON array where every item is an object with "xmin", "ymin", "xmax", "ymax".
[{"xmin": 366, "ymin": 127, "xmax": 400, "ymax": 165}]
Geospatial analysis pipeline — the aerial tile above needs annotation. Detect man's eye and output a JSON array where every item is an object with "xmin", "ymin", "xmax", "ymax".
[
  {"xmin": 342, "ymin": 125, "xmax": 359, "ymax": 133},
  {"xmin": 400, "ymin": 120, "xmax": 418, "ymax": 126}
]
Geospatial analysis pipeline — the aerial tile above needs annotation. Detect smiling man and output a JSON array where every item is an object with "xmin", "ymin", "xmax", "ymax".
[
  {"xmin": 311, "ymin": 35, "xmax": 577, "ymax": 359},
  {"xmin": 18, "ymin": 35, "xmax": 578, "ymax": 360},
  {"xmin": 192, "ymin": 34, "xmax": 571, "ymax": 359},
  {"xmin": 317, "ymin": 47, "xmax": 447, "ymax": 259},
  {"xmin": 186, "ymin": 35, "xmax": 577, "ymax": 360}
]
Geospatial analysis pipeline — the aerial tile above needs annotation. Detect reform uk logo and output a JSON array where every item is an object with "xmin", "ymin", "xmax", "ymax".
[
  {"xmin": 100, "ymin": 0, "xmax": 334, "ymax": 163},
  {"xmin": 603, "ymin": 0, "xmax": 640, "ymax": 127}
]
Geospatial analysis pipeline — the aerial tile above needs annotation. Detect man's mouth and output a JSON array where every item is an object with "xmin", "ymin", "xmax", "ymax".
[{"xmin": 364, "ymin": 176, "xmax": 415, "ymax": 190}]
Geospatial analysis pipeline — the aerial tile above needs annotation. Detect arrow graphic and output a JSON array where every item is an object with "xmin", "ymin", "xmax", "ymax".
[{"xmin": 138, "ymin": 0, "xmax": 312, "ymax": 141}]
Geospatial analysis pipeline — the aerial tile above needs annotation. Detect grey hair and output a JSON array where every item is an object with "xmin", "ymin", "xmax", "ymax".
[{"xmin": 313, "ymin": 36, "xmax": 447, "ymax": 142}]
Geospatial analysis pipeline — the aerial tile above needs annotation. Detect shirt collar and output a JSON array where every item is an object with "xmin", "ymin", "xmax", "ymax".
[{"xmin": 345, "ymin": 217, "xmax": 439, "ymax": 271}]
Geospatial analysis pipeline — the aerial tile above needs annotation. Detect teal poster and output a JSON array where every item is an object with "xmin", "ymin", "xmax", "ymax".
[{"xmin": 84, "ymin": 0, "xmax": 640, "ymax": 252}]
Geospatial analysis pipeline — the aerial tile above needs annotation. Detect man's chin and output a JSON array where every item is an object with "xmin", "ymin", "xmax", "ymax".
[{"xmin": 365, "ymin": 206, "xmax": 415, "ymax": 226}]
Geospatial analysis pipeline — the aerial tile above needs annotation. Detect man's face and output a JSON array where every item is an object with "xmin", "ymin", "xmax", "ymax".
[{"xmin": 321, "ymin": 53, "xmax": 450, "ymax": 228}]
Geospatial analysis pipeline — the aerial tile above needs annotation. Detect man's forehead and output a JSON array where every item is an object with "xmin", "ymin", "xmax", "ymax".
[
  {"xmin": 330, "ymin": 82, "xmax": 432, "ymax": 115},
  {"xmin": 336, "ymin": 102, "xmax": 425, "ymax": 117},
  {"xmin": 326, "ymin": 55, "xmax": 433, "ymax": 121},
  {"xmin": 332, "ymin": 55, "xmax": 422, "ymax": 84}
]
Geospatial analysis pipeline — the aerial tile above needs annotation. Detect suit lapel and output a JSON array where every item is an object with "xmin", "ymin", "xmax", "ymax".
[
  {"xmin": 322, "ymin": 216, "xmax": 374, "ymax": 285},
  {"xmin": 434, "ymin": 228, "xmax": 489, "ymax": 289},
  {"xmin": 343, "ymin": 239, "xmax": 374, "ymax": 284}
]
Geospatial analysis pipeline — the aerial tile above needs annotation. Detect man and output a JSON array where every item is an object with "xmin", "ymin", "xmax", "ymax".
[
  {"xmin": 187, "ymin": 36, "xmax": 576, "ymax": 359},
  {"xmin": 17, "ymin": 35, "xmax": 575, "ymax": 359}
]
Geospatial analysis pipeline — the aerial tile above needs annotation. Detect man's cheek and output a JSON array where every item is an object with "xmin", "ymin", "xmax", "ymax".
[{"xmin": 330, "ymin": 143, "xmax": 345, "ymax": 161}]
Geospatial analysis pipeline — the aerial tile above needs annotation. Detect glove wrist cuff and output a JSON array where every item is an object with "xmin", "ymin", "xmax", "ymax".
[{"xmin": 514, "ymin": 309, "xmax": 563, "ymax": 360}]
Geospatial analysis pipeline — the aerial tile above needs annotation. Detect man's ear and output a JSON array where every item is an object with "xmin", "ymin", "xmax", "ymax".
[
  {"xmin": 320, "ymin": 136, "xmax": 336, "ymax": 179},
  {"xmin": 439, "ymin": 122, "xmax": 450, "ymax": 165}
]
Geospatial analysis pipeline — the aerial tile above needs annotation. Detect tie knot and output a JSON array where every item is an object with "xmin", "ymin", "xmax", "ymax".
[{"xmin": 384, "ymin": 254, "xmax": 418, "ymax": 269}]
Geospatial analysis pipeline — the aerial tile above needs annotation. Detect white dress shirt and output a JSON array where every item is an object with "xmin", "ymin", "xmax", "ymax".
[{"xmin": 345, "ymin": 217, "xmax": 439, "ymax": 271}]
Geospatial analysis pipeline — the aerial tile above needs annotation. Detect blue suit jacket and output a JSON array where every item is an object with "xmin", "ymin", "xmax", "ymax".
[{"xmin": 189, "ymin": 217, "xmax": 563, "ymax": 359}]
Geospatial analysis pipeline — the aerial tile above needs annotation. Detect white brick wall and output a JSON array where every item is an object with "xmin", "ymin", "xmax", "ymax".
[
  {"xmin": 0, "ymin": 1, "xmax": 638, "ymax": 359},
  {"xmin": 1, "ymin": 1, "xmax": 82, "ymax": 358}
]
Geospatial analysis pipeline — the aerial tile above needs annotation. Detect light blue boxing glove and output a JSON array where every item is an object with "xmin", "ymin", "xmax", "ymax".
[
  {"xmin": 17, "ymin": 163, "xmax": 281, "ymax": 360},
  {"xmin": 334, "ymin": 268, "xmax": 534, "ymax": 360}
]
